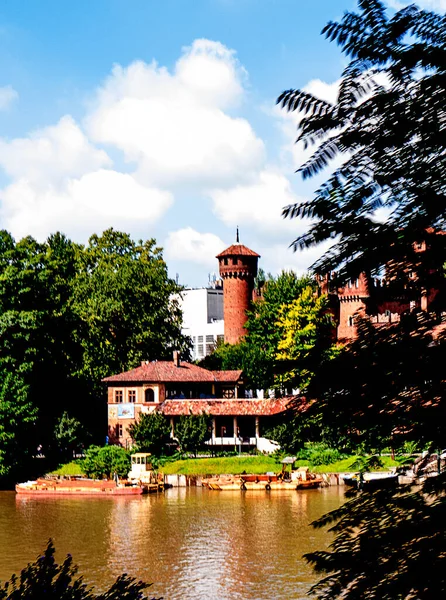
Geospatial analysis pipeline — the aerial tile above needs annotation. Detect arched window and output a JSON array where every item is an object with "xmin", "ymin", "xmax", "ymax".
[{"xmin": 145, "ymin": 388, "xmax": 155, "ymax": 403}]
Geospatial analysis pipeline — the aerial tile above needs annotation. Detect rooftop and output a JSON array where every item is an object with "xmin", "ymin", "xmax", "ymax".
[
  {"xmin": 159, "ymin": 398, "xmax": 291, "ymax": 416},
  {"xmin": 216, "ymin": 243, "xmax": 260, "ymax": 259},
  {"xmin": 102, "ymin": 361, "xmax": 243, "ymax": 384}
]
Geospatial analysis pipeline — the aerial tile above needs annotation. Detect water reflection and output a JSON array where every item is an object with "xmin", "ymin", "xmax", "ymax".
[{"xmin": 1, "ymin": 488, "xmax": 344, "ymax": 600}]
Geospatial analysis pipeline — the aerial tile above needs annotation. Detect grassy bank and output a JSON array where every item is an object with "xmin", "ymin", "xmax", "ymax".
[{"xmin": 49, "ymin": 455, "xmax": 400, "ymax": 478}]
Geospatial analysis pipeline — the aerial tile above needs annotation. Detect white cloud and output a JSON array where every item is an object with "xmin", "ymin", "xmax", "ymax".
[
  {"xmin": 0, "ymin": 169, "xmax": 172, "ymax": 241},
  {"xmin": 209, "ymin": 169, "xmax": 308, "ymax": 238},
  {"xmin": 165, "ymin": 227, "xmax": 226, "ymax": 267},
  {"xmin": 86, "ymin": 40, "xmax": 264, "ymax": 188},
  {"xmin": 0, "ymin": 116, "xmax": 111, "ymax": 185},
  {"xmin": 0, "ymin": 85, "xmax": 18, "ymax": 110}
]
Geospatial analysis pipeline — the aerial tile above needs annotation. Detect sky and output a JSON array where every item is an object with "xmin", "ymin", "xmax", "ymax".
[{"xmin": 0, "ymin": 0, "xmax": 444, "ymax": 287}]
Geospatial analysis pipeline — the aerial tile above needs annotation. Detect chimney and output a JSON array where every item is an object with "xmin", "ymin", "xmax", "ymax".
[{"xmin": 173, "ymin": 351, "xmax": 180, "ymax": 367}]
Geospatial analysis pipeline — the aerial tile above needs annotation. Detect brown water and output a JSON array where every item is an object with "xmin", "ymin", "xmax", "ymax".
[{"xmin": 0, "ymin": 487, "xmax": 344, "ymax": 599}]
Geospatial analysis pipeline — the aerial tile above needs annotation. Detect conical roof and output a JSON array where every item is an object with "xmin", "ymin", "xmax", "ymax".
[{"xmin": 216, "ymin": 244, "xmax": 260, "ymax": 258}]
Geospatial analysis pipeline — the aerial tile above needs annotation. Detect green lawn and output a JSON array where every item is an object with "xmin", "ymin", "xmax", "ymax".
[
  {"xmin": 161, "ymin": 455, "xmax": 281, "ymax": 476},
  {"xmin": 48, "ymin": 455, "xmax": 400, "ymax": 478}
]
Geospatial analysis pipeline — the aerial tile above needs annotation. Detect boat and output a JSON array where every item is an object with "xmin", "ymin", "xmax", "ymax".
[
  {"xmin": 203, "ymin": 462, "xmax": 324, "ymax": 491},
  {"xmin": 15, "ymin": 453, "xmax": 167, "ymax": 497},
  {"xmin": 342, "ymin": 471, "xmax": 399, "ymax": 490},
  {"xmin": 15, "ymin": 477, "xmax": 148, "ymax": 496}
]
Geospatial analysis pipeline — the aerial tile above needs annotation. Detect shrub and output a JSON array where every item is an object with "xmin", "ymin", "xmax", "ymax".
[
  {"xmin": 82, "ymin": 445, "xmax": 130, "ymax": 479},
  {"xmin": 297, "ymin": 442, "xmax": 347, "ymax": 466},
  {"xmin": 0, "ymin": 540, "xmax": 161, "ymax": 599}
]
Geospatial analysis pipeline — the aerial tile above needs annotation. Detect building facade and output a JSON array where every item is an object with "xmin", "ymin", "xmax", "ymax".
[
  {"xmin": 103, "ymin": 353, "xmax": 289, "ymax": 450},
  {"xmin": 179, "ymin": 286, "xmax": 224, "ymax": 360}
]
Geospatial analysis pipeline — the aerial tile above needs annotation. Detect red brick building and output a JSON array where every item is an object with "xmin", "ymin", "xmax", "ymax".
[{"xmin": 317, "ymin": 229, "xmax": 446, "ymax": 341}]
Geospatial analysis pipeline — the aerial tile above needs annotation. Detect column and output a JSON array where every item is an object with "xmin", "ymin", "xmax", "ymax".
[
  {"xmin": 255, "ymin": 416, "xmax": 260, "ymax": 438},
  {"xmin": 170, "ymin": 417, "xmax": 175, "ymax": 438},
  {"xmin": 233, "ymin": 416, "xmax": 238, "ymax": 441},
  {"xmin": 212, "ymin": 417, "xmax": 217, "ymax": 440}
]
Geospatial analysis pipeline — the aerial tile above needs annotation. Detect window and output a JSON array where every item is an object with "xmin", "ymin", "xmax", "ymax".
[
  {"xmin": 128, "ymin": 390, "xmax": 136, "ymax": 403},
  {"xmin": 348, "ymin": 316, "xmax": 354, "ymax": 327},
  {"xmin": 198, "ymin": 335, "xmax": 203, "ymax": 344},
  {"xmin": 145, "ymin": 388, "xmax": 155, "ymax": 403},
  {"xmin": 198, "ymin": 344, "xmax": 204, "ymax": 356},
  {"xmin": 232, "ymin": 258, "xmax": 238, "ymax": 265},
  {"xmin": 206, "ymin": 335, "xmax": 214, "ymax": 343},
  {"xmin": 117, "ymin": 424, "xmax": 123, "ymax": 438},
  {"xmin": 115, "ymin": 390, "xmax": 123, "ymax": 403},
  {"xmin": 223, "ymin": 258, "xmax": 228, "ymax": 265}
]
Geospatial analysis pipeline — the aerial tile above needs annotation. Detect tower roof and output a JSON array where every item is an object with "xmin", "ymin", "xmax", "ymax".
[{"xmin": 216, "ymin": 244, "xmax": 260, "ymax": 259}]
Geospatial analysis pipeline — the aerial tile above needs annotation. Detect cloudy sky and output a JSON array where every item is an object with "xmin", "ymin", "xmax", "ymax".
[{"xmin": 0, "ymin": 0, "xmax": 443, "ymax": 286}]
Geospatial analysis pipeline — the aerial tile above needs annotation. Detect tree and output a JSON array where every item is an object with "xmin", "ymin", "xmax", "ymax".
[
  {"xmin": 277, "ymin": 0, "xmax": 446, "ymax": 286},
  {"xmin": 53, "ymin": 412, "xmax": 86, "ymax": 463},
  {"xmin": 175, "ymin": 414, "xmax": 211, "ymax": 457},
  {"xmin": 275, "ymin": 286, "xmax": 338, "ymax": 393},
  {"xmin": 278, "ymin": 1, "xmax": 446, "ymax": 596},
  {"xmin": 72, "ymin": 229, "xmax": 189, "ymax": 390},
  {"xmin": 0, "ymin": 371, "xmax": 37, "ymax": 478},
  {"xmin": 201, "ymin": 271, "xmax": 314, "ymax": 391},
  {"xmin": 82, "ymin": 445, "xmax": 130, "ymax": 479},
  {"xmin": 0, "ymin": 540, "xmax": 161, "ymax": 600},
  {"xmin": 128, "ymin": 413, "xmax": 172, "ymax": 457}
]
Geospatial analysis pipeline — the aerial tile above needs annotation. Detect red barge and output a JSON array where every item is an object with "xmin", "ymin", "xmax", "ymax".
[{"xmin": 15, "ymin": 478, "xmax": 148, "ymax": 496}]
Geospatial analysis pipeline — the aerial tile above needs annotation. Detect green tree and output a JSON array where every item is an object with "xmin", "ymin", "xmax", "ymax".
[
  {"xmin": 82, "ymin": 445, "xmax": 130, "ymax": 479},
  {"xmin": 0, "ymin": 371, "xmax": 37, "ymax": 478},
  {"xmin": 53, "ymin": 412, "xmax": 86, "ymax": 463},
  {"xmin": 0, "ymin": 540, "xmax": 161, "ymax": 600},
  {"xmin": 201, "ymin": 271, "xmax": 313, "ymax": 391},
  {"xmin": 275, "ymin": 286, "xmax": 338, "ymax": 393},
  {"xmin": 278, "ymin": 2, "xmax": 446, "ymax": 285},
  {"xmin": 175, "ymin": 414, "xmax": 211, "ymax": 457},
  {"xmin": 128, "ymin": 413, "xmax": 171, "ymax": 457},
  {"xmin": 278, "ymin": 1, "xmax": 446, "ymax": 597},
  {"xmin": 72, "ymin": 229, "xmax": 189, "ymax": 390}
]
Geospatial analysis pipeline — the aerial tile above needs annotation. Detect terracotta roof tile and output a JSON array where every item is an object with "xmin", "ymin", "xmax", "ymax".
[
  {"xmin": 102, "ymin": 361, "xmax": 242, "ymax": 384},
  {"xmin": 216, "ymin": 244, "xmax": 260, "ymax": 258},
  {"xmin": 159, "ymin": 398, "xmax": 292, "ymax": 416}
]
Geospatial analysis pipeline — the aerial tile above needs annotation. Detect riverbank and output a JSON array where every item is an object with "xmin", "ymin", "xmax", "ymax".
[{"xmin": 49, "ymin": 454, "xmax": 400, "ymax": 479}]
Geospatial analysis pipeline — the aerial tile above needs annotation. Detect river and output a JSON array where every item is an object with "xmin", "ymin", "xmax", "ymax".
[{"xmin": 0, "ymin": 487, "xmax": 344, "ymax": 599}]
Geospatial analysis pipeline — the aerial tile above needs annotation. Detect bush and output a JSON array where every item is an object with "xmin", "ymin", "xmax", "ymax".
[
  {"xmin": 297, "ymin": 442, "xmax": 347, "ymax": 466},
  {"xmin": 82, "ymin": 445, "xmax": 130, "ymax": 479},
  {"xmin": 0, "ymin": 540, "xmax": 161, "ymax": 599}
]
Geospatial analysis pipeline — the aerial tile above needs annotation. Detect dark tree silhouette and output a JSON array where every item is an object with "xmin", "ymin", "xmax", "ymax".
[{"xmin": 278, "ymin": 1, "xmax": 446, "ymax": 598}]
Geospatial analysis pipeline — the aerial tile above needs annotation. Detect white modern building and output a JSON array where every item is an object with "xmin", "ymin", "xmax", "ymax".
[{"xmin": 180, "ymin": 285, "xmax": 224, "ymax": 360}]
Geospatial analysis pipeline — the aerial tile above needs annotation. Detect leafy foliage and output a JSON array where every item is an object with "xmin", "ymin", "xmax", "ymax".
[
  {"xmin": 175, "ymin": 414, "xmax": 212, "ymax": 456},
  {"xmin": 0, "ymin": 540, "xmax": 161, "ymax": 600},
  {"xmin": 277, "ymin": 1, "xmax": 446, "ymax": 597},
  {"xmin": 81, "ymin": 445, "xmax": 130, "ymax": 479},
  {"xmin": 128, "ymin": 413, "xmax": 172, "ymax": 457},
  {"xmin": 277, "ymin": 0, "xmax": 446, "ymax": 286},
  {"xmin": 296, "ymin": 442, "xmax": 347, "ymax": 467},
  {"xmin": 305, "ymin": 475, "xmax": 446, "ymax": 599},
  {"xmin": 275, "ymin": 286, "xmax": 339, "ymax": 392},
  {"xmin": 53, "ymin": 412, "xmax": 86, "ymax": 463},
  {"xmin": 0, "ymin": 227, "xmax": 188, "ymax": 480},
  {"xmin": 0, "ymin": 371, "xmax": 37, "ymax": 478}
]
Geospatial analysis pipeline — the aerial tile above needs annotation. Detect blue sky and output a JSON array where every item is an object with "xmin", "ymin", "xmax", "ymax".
[{"xmin": 0, "ymin": 0, "xmax": 443, "ymax": 286}]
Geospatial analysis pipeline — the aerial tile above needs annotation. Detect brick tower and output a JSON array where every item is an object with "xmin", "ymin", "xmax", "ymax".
[{"xmin": 216, "ymin": 231, "xmax": 260, "ymax": 345}]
